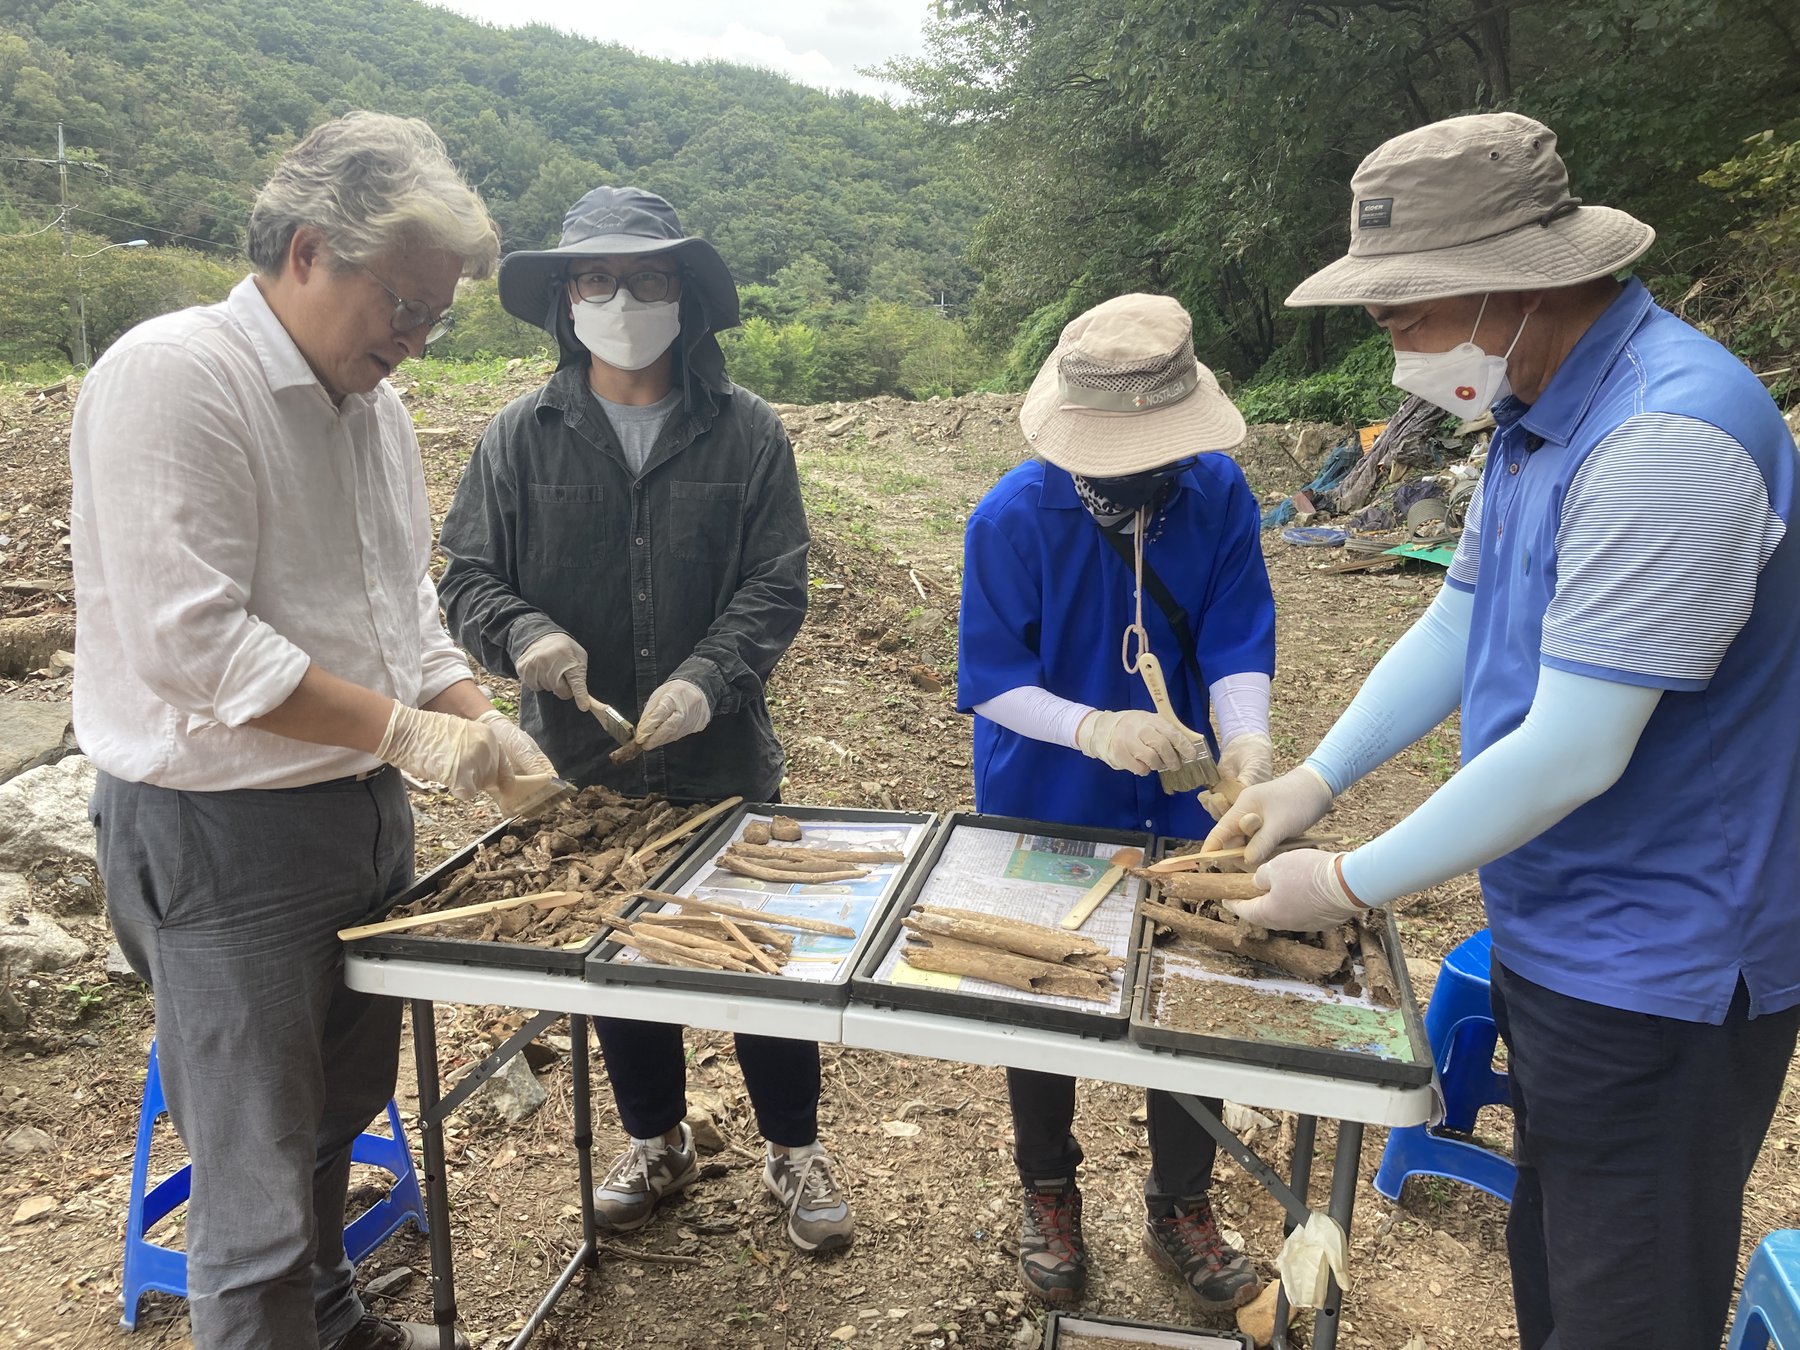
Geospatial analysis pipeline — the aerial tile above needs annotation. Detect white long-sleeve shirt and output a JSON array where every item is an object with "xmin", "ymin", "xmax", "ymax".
[{"xmin": 69, "ymin": 276, "xmax": 473, "ymax": 790}]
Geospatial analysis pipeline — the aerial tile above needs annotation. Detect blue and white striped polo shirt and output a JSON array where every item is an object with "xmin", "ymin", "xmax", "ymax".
[{"xmin": 1447, "ymin": 278, "xmax": 1800, "ymax": 1023}]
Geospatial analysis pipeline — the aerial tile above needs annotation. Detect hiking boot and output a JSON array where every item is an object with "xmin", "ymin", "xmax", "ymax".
[
  {"xmin": 592, "ymin": 1122, "xmax": 700, "ymax": 1234},
  {"xmin": 329, "ymin": 1315, "xmax": 470, "ymax": 1350},
  {"xmin": 1144, "ymin": 1196, "xmax": 1262, "ymax": 1312},
  {"xmin": 1018, "ymin": 1179, "xmax": 1087, "ymax": 1305},
  {"xmin": 763, "ymin": 1141, "xmax": 854, "ymax": 1253}
]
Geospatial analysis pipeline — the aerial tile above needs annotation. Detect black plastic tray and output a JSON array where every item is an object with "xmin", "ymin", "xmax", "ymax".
[
  {"xmin": 1128, "ymin": 839, "xmax": 1432, "ymax": 1087},
  {"xmin": 585, "ymin": 803, "xmax": 938, "ymax": 1006},
  {"xmin": 849, "ymin": 812, "xmax": 1151, "ymax": 1039},
  {"xmin": 347, "ymin": 798, "xmax": 724, "ymax": 976},
  {"xmin": 1045, "ymin": 1311, "xmax": 1252, "ymax": 1349}
]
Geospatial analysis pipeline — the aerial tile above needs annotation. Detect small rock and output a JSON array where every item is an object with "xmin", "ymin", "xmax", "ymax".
[
  {"xmin": 829, "ymin": 1327, "xmax": 856, "ymax": 1342},
  {"xmin": 1, "ymin": 1125, "xmax": 57, "ymax": 1157},
  {"xmin": 911, "ymin": 1323, "xmax": 937, "ymax": 1338},
  {"xmin": 364, "ymin": 1266, "xmax": 414, "ymax": 1299},
  {"xmin": 105, "ymin": 942, "xmax": 144, "ymax": 984},
  {"xmin": 1009, "ymin": 1323, "xmax": 1040, "ymax": 1349},
  {"xmin": 0, "ymin": 698, "xmax": 76, "ymax": 785},
  {"xmin": 476, "ymin": 1054, "xmax": 546, "ymax": 1125},
  {"xmin": 0, "ymin": 912, "xmax": 87, "ymax": 974},
  {"xmin": 685, "ymin": 1107, "xmax": 727, "ymax": 1154},
  {"xmin": 823, "ymin": 414, "xmax": 859, "ymax": 438},
  {"xmin": 10, "ymin": 1196, "xmax": 56, "ymax": 1225},
  {"xmin": 0, "ymin": 754, "xmax": 100, "ymax": 868}
]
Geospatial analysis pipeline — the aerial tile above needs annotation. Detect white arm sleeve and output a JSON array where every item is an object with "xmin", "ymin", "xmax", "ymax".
[{"xmin": 972, "ymin": 685, "xmax": 1097, "ymax": 749}]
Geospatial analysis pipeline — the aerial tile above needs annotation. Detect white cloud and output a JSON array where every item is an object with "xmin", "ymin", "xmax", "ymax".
[{"xmin": 426, "ymin": 0, "xmax": 928, "ymax": 98}]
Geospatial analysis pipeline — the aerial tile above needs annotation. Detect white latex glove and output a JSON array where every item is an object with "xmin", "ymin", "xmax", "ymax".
[
  {"xmin": 1218, "ymin": 731, "xmax": 1275, "ymax": 787},
  {"xmin": 635, "ymin": 678, "xmax": 712, "ymax": 751},
  {"xmin": 1202, "ymin": 763, "xmax": 1335, "ymax": 864},
  {"xmin": 1276, "ymin": 1211, "xmax": 1351, "ymax": 1308},
  {"xmin": 375, "ymin": 703, "xmax": 504, "ymax": 801},
  {"xmin": 1225, "ymin": 849, "xmax": 1366, "ymax": 932},
  {"xmin": 515, "ymin": 632, "xmax": 591, "ymax": 709},
  {"xmin": 1074, "ymin": 709, "xmax": 1196, "ymax": 776},
  {"xmin": 477, "ymin": 709, "xmax": 555, "ymax": 777},
  {"xmin": 1199, "ymin": 731, "xmax": 1276, "ymax": 818}
]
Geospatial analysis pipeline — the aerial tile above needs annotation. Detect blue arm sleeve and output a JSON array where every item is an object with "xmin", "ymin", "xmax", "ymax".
[
  {"xmin": 1304, "ymin": 584, "xmax": 1472, "ymax": 795},
  {"xmin": 1340, "ymin": 665, "xmax": 1662, "ymax": 905}
]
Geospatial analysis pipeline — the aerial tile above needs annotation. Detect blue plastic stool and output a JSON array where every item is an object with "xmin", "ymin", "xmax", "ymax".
[
  {"xmin": 1375, "ymin": 929, "xmax": 1517, "ymax": 1203},
  {"xmin": 1730, "ymin": 1230, "xmax": 1800, "ymax": 1349},
  {"xmin": 121, "ymin": 1041, "xmax": 428, "ymax": 1330}
]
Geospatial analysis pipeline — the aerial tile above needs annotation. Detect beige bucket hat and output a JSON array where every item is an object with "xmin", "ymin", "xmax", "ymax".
[
  {"xmin": 1020, "ymin": 294, "xmax": 1246, "ymax": 476},
  {"xmin": 1287, "ymin": 112, "xmax": 1654, "ymax": 308}
]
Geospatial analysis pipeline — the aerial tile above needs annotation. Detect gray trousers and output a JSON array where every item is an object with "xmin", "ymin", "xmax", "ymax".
[{"xmin": 94, "ymin": 768, "xmax": 414, "ymax": 1350}]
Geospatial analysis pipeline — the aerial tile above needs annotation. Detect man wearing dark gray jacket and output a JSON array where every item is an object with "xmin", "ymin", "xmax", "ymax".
[{"xmin": 438, "ymin": 187, "xmax": 852, "ymax": 1254}]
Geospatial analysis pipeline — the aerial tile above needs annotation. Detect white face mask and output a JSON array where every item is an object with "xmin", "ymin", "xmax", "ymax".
[
  {"xmin": 1391, "ymin": 293, "xmax": 1528, "ymax": 417},
  {"xmin": 570, "ymin": 292, "xmax": 680, "ymax": 371}
]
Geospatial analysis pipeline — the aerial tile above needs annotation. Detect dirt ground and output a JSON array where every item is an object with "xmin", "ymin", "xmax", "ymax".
[{"xmin": 1, "ymin": 368, "xmax": 1796, "ymax": 1350}]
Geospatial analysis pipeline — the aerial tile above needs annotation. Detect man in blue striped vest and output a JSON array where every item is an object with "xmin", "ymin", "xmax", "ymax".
[{"xmin": 1207, "ymin": 113, "xmax": 1800, "ymax": 1350}]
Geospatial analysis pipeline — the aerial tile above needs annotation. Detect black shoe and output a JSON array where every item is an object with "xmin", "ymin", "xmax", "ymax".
[
  {"xmin": 1019, "ymin": 1178, "xmax": 1087, "ymax": 1305},
  {"xmin": 1143, "ymin": 1196, "xmax": 1262, "ymax": 1312},
  {"xmin": 329, "ymin": 1314, "xmax": 471, "ymax": 1350}
]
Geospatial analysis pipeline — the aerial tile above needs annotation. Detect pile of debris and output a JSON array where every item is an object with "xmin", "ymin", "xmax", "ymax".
[{"xmin": 1259, "ymin": 394, "xmax": 1492, "ymax": 574}]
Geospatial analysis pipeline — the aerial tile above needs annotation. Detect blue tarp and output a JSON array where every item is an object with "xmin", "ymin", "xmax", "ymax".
[{"xmin": 1261, "ymin": 440, "xmax": 1362, "ymax": 531}]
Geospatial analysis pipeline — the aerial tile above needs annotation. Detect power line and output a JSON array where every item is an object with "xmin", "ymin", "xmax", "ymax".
[
  {"xmin": 6, "ymin": 190, "xmax": 245, "ymax": 253},
  {"xmin": 67, "ymin": 163, "xmax": 255, "ymax": 223},
  {"xmin": 68, "ymin": 207, "xmax": 242, "ymax": 252}
]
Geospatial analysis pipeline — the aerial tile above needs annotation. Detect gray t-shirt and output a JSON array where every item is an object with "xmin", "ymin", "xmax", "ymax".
[{"xmin": 593, "ymin": 387, "xmax": 682, "ymax": 476}]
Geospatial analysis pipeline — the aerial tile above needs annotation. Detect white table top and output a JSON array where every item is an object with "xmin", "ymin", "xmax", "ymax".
[{"xmin": 346, "ymin": 954, "xmax": 1434, "ymax": 1128}]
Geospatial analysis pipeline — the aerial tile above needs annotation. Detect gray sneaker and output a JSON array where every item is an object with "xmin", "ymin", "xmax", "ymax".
[
  {"xmin": 762, "ymin": 1142, "xmax": 853, "ymax": 1253},
  {"xmin": 592, "ymin": 1122, "xmax": 700, "ymax": 1233}
]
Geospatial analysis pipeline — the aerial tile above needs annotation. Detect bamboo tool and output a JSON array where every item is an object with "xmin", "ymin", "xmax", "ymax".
[
  {"xmin": 1060, "ymin": 846, "xmax": 1144, "ymax": 930},
  {"xmin": 633, "ymin": 889, "xmax": 857, "ymax": 936},
  {"xmin": 337, "ymin": 890, "xmax": 587, "ymax": 942},
  {"xmin": 628, "ymin": 795, "xmax": 743, "ymax": 863},
  {"xmin": 1143, "ymin": 834, "xmax": 1348, "ymax": 873}
]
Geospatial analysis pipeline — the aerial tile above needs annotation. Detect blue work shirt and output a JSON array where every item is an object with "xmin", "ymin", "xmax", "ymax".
[
  {"xmin": 957, "ymin": 456, "xmax": 1275, "ymax": 838},
  {"xmin": 1447, "ymin": 278, "xmax": 1800, "ymax": 1022}
]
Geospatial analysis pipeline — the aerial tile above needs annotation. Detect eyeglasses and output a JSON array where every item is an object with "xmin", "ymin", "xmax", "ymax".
[
  {"xmin": 568, "ymin": 267, "xmax": 683, "ymax": 305},
  {"xmin": 355, "ymin": 263, "xmax": 454, "ymax": 344}
]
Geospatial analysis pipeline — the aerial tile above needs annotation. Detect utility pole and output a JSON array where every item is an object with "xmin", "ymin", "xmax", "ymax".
[{"xmin": 57, "ymin": 124, "xmax": 86, "ymax": 367}]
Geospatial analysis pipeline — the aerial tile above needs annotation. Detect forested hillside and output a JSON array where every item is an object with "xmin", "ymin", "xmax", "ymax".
[
  {"xmin": 1, "ymin": 0, "xmax": 1795, "ymax": 406},
  {"xmin": 0, "ymin": 0, "xmax": 990, "ymax": 394}
]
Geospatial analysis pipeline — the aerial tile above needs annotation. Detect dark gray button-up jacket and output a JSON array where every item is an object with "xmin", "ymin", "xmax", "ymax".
[{"xmin": 438, "ymin": 362, "xmax": 808, "ymax": 801}]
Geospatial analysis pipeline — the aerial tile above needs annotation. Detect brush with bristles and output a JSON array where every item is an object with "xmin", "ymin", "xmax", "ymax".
[{"xmin": 1133, "ymin": 650, "xmax": 1220, "ymax": 794}]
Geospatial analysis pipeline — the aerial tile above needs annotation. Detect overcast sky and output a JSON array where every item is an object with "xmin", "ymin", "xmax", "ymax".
[{"xmin": 425, "ymin": 1, "xmax": 931, "ymax": 99}]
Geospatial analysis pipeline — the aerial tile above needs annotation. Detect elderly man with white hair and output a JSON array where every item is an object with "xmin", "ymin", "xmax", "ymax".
[
  {"xmin": 71, "ymin": 113, "xmax": 546, "ymax": 1350},
  {"xmin": 1207, "ymin": 113, "xmax": 1800, "ymax": 1350}
]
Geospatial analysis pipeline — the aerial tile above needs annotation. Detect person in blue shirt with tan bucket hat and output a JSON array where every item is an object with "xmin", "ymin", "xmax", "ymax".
[
  {"xmin": 959, "ymin": 292, "xmax": 1276, "ymax": 1314},
  {"xmin": 1206, "ymin": 113, "xmax": 1800, "ymax": 1350}
]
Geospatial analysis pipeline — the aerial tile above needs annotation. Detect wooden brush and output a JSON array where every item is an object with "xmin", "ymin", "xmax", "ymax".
[{"xmin": 1133, "ymin": 651, "xmax": 1219, "ymax": 793}]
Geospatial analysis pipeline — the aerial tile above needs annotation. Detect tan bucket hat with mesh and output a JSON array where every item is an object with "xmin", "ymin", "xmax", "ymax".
[
  {"xmin": 1019, "ymin": 294, "xmax": 1246, "ymax": 477},
  {"xmin": 1287, "ymin": 112, "xmax": 1654, "ymax": 308}
]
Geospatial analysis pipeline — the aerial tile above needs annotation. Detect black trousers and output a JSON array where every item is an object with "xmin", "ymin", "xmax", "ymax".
[
  {"xmin": 1490, "ymin": 961, "xmax": 1799, "ymax": 1350},
  {"xmin": 1008, "ymin": 1068, "xmax": 1220, "ymax": 1219},
  {"xmin": 591, "ymin": 1017, "xmax": 822, "ymax": 1148}
]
